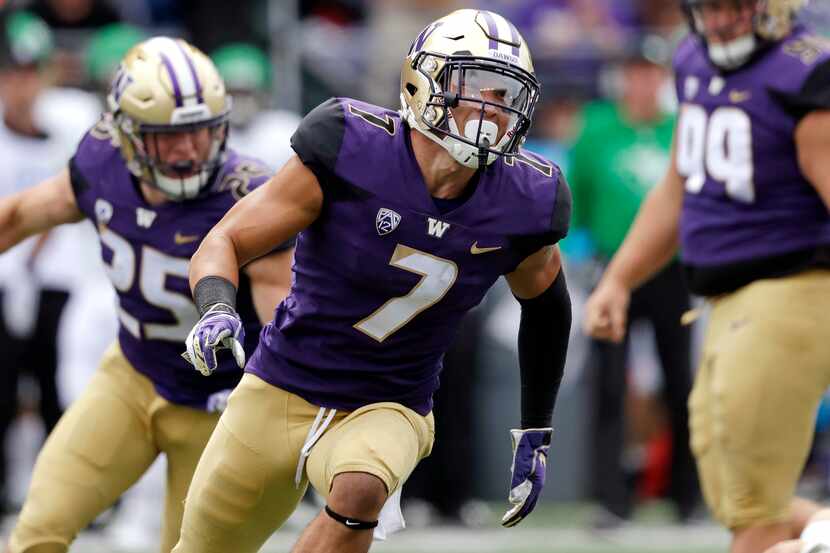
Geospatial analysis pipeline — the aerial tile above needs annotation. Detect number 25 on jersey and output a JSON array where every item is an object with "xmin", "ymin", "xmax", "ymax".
[{"xmin": 676, "ymin": 104, "xmax": 755, "ymax": 203}]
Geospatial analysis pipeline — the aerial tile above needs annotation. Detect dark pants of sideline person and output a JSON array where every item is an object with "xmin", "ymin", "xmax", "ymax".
[
  {"xmin": 404, "ymin": 310, "xmax": 480, "ymax": 522},
  {"xmin": 590, "ymin": 261, "xmax": 699, "ymax": 522},
  {"xmin": 0, "ymin": 289, "xmax": 68, "ymax": 510}
]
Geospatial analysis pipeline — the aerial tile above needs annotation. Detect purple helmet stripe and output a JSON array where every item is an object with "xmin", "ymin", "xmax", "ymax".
[
  {"xmin": 413, "ymin": 21, "xmax": 444, "ymax": 53},
  {"xmin": 508, "ymin": 22, "xmax": 521, "ymax": 56},
  {"xmin": 480, "ymin": 11, "xmax": 499, "ymax": 50},
  {"xmin": 413, "ymin": 24, "xmax": 431, "ymax": 53},
  {"xmin": 112, "ymin": 69, "xmax": 125, "ymax": 98},
  {"xmin": 176, "ymin": 41, "xmax": 203, "ymax": 103},
  {"xmin": 159, "ymin": 52, "xmax": 183, "ymax": 107}
]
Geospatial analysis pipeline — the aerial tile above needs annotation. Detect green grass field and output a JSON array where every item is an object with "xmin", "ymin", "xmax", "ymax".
[{"xmin": 3, "ymin": 502, "xmax": 730, "ymax": 553}]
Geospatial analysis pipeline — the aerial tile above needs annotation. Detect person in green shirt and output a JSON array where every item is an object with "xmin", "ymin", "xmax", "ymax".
[{"xmin": 568, "ymin": 36, "xmax": 698, "ymax": 526}]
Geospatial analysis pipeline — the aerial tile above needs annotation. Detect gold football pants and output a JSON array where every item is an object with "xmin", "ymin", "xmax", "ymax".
[
  {"xmin": 172, "ymin": 372, "xmax": 434, "ymax": 553},
  {"xmin": 689, "ymin": 270, "xmax": 830, "ymax": 529},
  {"xmin": 7, "ymin": 343, "xmax": 220, "ymax": 553}
]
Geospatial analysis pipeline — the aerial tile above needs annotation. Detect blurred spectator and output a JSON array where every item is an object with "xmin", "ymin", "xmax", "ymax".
[
  {"xmin": 0, "ymin": 8, "xmax": 106, "ymax": 511},
  {"xmin": 300, "ymin": 0, "xmax": 366, "ymax": 23},
  {"xmin": 567, "ymin": 36, "xmax": 699, "ymax": 525},
  {"xmin": 83, "ymin": 21, "xmax": 147, "ymax": 95},
  {"xmin": 363, "ymin": 0, "xmax": 460, "ymax": 107},
  {"xmin": 28, "ymin": 0, "xmax": 123, "ymax": 87},
  {"xmin": 179, "ymin": 0, "xmax": 268, "ymax": 55},
  {"xmin": 524, "ymin": 94, "xmax": 583, "ymax": 174},
  {"xmin": 28, "ymin": 0, "xmax": 120, "ymax": 29},
  {"xmin": 212, "ymin": 42, "xmax": 300, "ymax": 172},
  {"xmin": 632, "ymin": 0, "xmax": 685, "ymax": 33}
]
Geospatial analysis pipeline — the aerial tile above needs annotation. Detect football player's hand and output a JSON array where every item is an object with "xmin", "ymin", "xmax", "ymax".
[
  {"xmin": 183, "ymin": 303, "xmax": 246, "ymax": 376},
  {"xmin": 501, "ymin": 428, "xmax": 552, "ymax": 528},
  {"xmin": 583, "ymin": 277, "xmax": 630, "ymax": 343}
]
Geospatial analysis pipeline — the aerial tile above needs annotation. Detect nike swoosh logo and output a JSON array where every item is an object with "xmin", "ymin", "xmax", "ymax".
[
  {"xmin": 729, "ymin": 90, "xmax": 751, "ymax": 103},
  {"xmin": 345, "ymin": 520, "xmax": 360, "ymax": 526},
  {"xmin": 174, "ymin": 232, "xmax": 200, "ymax": 245},
  {"xmin": 470, "ymin": 241, "xmax": 502, "ymax": 255}
]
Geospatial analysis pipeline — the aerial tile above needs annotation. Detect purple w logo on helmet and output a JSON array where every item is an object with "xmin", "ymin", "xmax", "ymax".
[{"xmin": 410, "ymin": 21, "xmax": 444, "ymax": 55}]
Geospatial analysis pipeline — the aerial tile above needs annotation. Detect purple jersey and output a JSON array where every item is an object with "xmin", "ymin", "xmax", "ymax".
[
  {"xmin": 674, "ymin": 29, "xmax": 830, "ymax": 294},
  {"xmin": 70, "ymin": 116, "xmax": 281, "ymax": 409},
  {"xmin": 246, "ymin": 98, "xmax": 570, "ymax": 415}
]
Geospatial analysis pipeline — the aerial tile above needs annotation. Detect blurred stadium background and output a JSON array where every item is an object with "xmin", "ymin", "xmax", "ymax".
[{"xmin": 2, "ymin": 0, "xmax": 830, "ymax": 552}]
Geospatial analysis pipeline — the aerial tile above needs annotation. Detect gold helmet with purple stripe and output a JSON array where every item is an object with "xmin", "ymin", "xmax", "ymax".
[
  {"xmin": 682, "ymin": 0, "xmax": 807, "ymax": 69},
  {"xmin": 400, "ymin": 9, "xmax": 540, "ymax": 169},
  {"xmin": 108, "ymin": 36, "xmax": 230, "ymax": 200}
]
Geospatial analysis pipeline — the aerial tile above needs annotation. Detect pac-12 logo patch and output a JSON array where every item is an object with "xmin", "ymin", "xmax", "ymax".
[
  {"xmin": 376, "ymin": 208, "xmax": 401, "ymax": 236},
  {"xmin": 94, "ymin": 198, "xmax": 113, "ymax": 225}
]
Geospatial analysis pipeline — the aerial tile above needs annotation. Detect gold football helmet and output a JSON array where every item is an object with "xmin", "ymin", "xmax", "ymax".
[
  {"xmin": 107, "ymin": 36, "xmax": 230, "ymax": 200},
  {"xmin": 400, "ymin": 9, "xmax": 540, "ymax": 169},
  {"xmin": 683, "ymin": 0, "xmax": 806, "ymax": 69}
]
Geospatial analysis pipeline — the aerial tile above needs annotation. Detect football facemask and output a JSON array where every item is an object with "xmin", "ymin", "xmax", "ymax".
[
  {"xmin": 117, "ymin": 115, "xmax": 228, "ymax": 201},
  {"xmin": 423, "ymin": 57, "xmax": 538, "ymax": 168}
]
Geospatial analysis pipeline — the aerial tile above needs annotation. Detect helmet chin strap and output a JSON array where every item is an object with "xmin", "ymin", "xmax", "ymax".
[{"xmin": 708, "ymin": 34, "xmax": 756, "ymax": 69}]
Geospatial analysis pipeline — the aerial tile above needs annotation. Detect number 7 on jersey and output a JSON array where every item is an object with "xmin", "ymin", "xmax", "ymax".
[{"xmin": 354, "ymin": 244, "xmax": 458, "ymax": 342}]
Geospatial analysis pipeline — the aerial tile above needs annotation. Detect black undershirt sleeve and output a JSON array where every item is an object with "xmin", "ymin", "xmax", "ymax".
[
  {"xmin": 516, "ymin": 269, "xmax": 571, "ymax": 429},
  {"xmin": 68, "ymin": 155, "xmax": 90, "ymax": 203},
  {"xmin": 770, "ymin": 58, "xmax": 830, "ymax": 120},
  {"xmin": 289, "ymin": 98, "xmax": 346, "ymax": 189}
]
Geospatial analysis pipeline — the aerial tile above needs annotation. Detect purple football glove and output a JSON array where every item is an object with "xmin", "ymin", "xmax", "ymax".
[
  {"xmin": 183, "ymin": 303, "xmax": 246, "ymax": 376},
  {"xmin": 501, "ymin": 428, "xmax": 552, "ymax": 528}
]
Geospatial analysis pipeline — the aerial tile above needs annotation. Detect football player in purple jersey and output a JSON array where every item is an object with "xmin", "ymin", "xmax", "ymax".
[
  {"xmin": 174, "ymin": 8, "xmax": 572, "ymax": 553},
  {"xmin": 585, "ymin": 1, "xmax": 830, "ymax": 552},
  {"xmin": 0, "ymin": 37, "xmax": 293, "ymax": 553}
]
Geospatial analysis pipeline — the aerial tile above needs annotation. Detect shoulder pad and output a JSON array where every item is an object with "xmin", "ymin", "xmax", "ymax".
[
  {"xmin": 216, "ymin": 150, "xmax": 272, "ymax": 200},
  {"xmin": 69, "ymin": 115, "xmax": 121, "ymax": 202},
  {"xmin": 770, "ymin": 34, "xmax": 830, "ymax": 118},
  {"xmin": 336, "ymin": 99, "xmax": 401, "ymax": 175},
  {"xmin": 781, "ymin": 33, "xmax": 830, "ymax": 67},
  {"xmin": 503, "ymin": 149, "xmax": 570, "ymax": 242},
  {"xmin": 290, "ymin": 98, "xmax": 346, "ymax": 177},
  {"xmin": 672, "ymin": 35, "xmax": 704, "ymax": 75},
  {"xmin": 291, "ymin": 97, "xmax": 402, "ymax": 196}
]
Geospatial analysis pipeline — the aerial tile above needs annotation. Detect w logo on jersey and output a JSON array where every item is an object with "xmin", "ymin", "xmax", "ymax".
[
  {"xmin": 136, "ymin": 207, "xmax": 157, "ymax": 229},
  {"xmin": 376, "ymin": 208, "xmax": 401, "ymax": 236},
  {"xmin": 427, "ymin": 217, "xmax": 450, "ymax": 238}
]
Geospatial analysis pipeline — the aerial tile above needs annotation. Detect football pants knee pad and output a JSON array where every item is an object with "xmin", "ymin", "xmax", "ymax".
[{"xmin": 324, "ymin": 505, "xmax": 378, "ymax": 530}]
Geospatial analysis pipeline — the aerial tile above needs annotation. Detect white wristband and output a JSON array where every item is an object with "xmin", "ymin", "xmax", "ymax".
[{"xmin": 801, "ymin": 520, "xmax": 830, "ymax": 553}]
